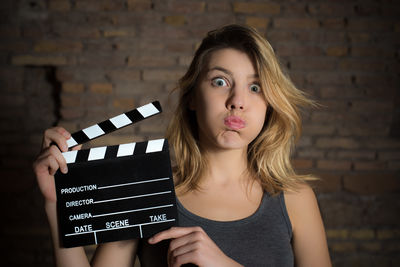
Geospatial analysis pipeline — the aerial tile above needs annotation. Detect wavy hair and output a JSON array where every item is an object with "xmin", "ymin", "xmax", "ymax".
[{"xmin": 166, "ymin": 24, "xmax": 315, "ymax": 195}]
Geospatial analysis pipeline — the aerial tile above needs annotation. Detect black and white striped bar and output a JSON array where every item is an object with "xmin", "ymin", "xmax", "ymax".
[
  {"xmin": 55, "ymin": 139, "xmax": 178, "ymax": 248},
  {"xmin": 66, "ymin": 101, "xmax": 162, "ymax": 148}
]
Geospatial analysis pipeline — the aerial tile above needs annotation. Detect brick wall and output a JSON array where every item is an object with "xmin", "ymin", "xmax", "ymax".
[{"xmin": 0, "ymin": 0, "xmax": 399, "ymax": 266}]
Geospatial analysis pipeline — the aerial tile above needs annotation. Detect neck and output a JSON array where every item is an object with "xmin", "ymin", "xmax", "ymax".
[{"xmin": 201, "ymin": 147, "xmax": 250, "ymax": 186}]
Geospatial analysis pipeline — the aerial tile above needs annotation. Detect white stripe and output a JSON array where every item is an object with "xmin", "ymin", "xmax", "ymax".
[
  {"xmin": 110, "ymin": 113, "xmax": 132, "ymax": 129},
  {"xmin": 117, "ymin": 142, "xmax": 136, "ymax": 157},
  {"xmin": 137, "ymin": 103, "xmax": 159, "ymax": 118},
  {"xmin": 83, "ymin": 124, "xmax": 105, "ymax": 139},
  {"xmin": 94, "ymin": 232, "xmax": 98, "ymax": 244},
  {"xmin": 88, "ymin": 146, "xmax": 107, "ymax": 161},
  {"xmin": 63, "ymin": 150, "xmax": 78, "ymax": 164},
  {"xmin": 146, "ymin": 139, "xmax": 164, "ymax": 153},
  {"xmin": 66, "ymin": 137, "xmax": 78, "ymax": 148}
]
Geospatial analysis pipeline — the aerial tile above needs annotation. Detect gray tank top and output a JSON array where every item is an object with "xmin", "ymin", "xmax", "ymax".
[{"xmin": 137, "ymin": 192, "xmax": 294, "ymax": 266}]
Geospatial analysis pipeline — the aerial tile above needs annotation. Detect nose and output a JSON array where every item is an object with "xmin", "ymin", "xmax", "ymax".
[{"xmin": 226, "ymin": 86, "xmax": 245, "ymax": 110}]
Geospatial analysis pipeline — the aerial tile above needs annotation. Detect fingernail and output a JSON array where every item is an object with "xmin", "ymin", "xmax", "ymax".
[
  {"xmin": 148, "ymin": 237, "xmax": 154, "ymax": 243},
  {"xmin": 62, "ymin": 167, "xmax": 68, "ymax": 174}
]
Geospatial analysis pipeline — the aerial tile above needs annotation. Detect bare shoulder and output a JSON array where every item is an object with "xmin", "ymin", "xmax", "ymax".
[
  {"xmin": 284, "ymin": 183, "xmax": 332, "ymax": 266},
  {"xmin": 283, "ymin": 183, "xmax": 320, "ymax": 231}
]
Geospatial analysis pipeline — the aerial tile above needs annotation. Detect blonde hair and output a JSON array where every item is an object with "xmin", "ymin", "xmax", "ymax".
[{"xmin": 166, "ymin": 24, "xmax": 315, "ymax": 195}]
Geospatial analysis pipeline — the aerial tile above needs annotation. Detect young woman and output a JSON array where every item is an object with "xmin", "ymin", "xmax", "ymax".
[{"xmin": 33, "ymin": 25, "xmax": 331, "ymax": 266}]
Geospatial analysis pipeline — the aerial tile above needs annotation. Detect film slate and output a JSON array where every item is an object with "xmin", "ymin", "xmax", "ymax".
[{"xmin": 54, "ymin": 101, "xmax": 178, "ymax": 248}]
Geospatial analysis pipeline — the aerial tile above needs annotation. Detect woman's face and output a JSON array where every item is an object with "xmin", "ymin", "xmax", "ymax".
[{"xmin": 190, "ymin": 48, "xmax": 267, "ymax": 152}]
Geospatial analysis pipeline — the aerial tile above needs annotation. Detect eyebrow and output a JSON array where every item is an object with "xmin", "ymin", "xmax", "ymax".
[{"xmin": 207, "ymin": 66, "xmax": 259, "ymax": 78}]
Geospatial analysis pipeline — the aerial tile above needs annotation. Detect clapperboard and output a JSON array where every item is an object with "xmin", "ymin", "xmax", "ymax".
[{"xmin": 54, "ymin": 101, "xmax": 178, "ymax": 248}]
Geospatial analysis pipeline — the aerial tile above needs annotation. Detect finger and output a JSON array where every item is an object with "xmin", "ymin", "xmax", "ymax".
[
  {"xmin": 149, "ymin": 227, "xmax": 201, "ymax": 244},
  {"xmin": 42, "ymin": 127, "xmax": 71, "ymax": 152},
  {"xmin": 170, "ymin": 240, "xmax": 199, "ymax": 258},
  {"xmin": 169, "ymin": 230, "xmax": 203, "ymax": 252},
  {"xmin": 171, "ymin": 250, "xmax": 201, "ymax": 267},
  {"xmin": 71, "ymin": 144, "xmax": 82, "ymax": 151},
  {"xmin": 48, "ymin": 145, "xmax": 68, "ymax": 174}
]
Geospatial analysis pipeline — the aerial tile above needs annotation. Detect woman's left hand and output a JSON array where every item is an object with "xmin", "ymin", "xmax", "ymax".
[{"xmin": 148, "ymin": 226, "xmax": 243, "ymax": 267}]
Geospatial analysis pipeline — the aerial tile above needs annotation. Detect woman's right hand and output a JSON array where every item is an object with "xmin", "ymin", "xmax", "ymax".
[{"xmin": 33, "ymin": 127, "xmax": 81, "ymax": 203}]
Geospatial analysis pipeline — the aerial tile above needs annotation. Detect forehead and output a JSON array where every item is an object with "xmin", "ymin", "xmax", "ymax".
[{"xmin": 205, "ymin": 48, "xmax": 258, "ymax": 76}]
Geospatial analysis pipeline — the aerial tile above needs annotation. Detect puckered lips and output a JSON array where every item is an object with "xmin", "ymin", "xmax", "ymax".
[{"xmin": 224, "ymin": 115, "xmax": 246, "ymax": 130}]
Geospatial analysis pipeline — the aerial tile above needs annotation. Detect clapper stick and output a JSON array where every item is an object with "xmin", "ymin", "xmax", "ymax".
[
  {"xmin": 66, "ymin": 101, "xmax": 162, "ymax": 148},
  {"xmin": 54, "ymin": 101, "xmax": 178, "ymax": 248}
]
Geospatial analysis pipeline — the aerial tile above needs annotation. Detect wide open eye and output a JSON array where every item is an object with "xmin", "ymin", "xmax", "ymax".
[
  {"xmin": 211, "ymin": 77, "xmax": 228, "ymax": 87},
  {"xmin": 250, "ymin": 84, "xmax": 261, "ymax": 93}
]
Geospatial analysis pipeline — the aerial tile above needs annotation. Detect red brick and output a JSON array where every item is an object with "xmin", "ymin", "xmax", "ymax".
[
  {"xmin": 11, "ymin": 55, "xmax": 68, "ymax": 66},
  {"xmin": 106, "ymin": 70, "xmax": 141, "ymax": 82},
  {"xmin": 89, "ymin": 83, "xmax": 113, "ymax": 94},
  {"xmin": 0, "ymin": 25, "xmax": 20, "ymax": 38},
  {"xmin": 61, "ymin": 94, "xmax": 82, "ymax": 108},
  {"xmin": 297, "ymin": 149, "xmax": 325, "ymax": 159},
  {"xmin": 127, "ymin": 0, "xmax": 152, "ymax": 11},
  {"xmin": 113, "ymin": 98, "xmax": 135, "ymax": 110},
  {"xmin": 0, "ymin": 41, "xmax": 30, "ymax": 53},
  {"xmin": 103, "ymin": 28, "xmax": 136, "ymax": 37},
  {"xmin": 308, "ymin": 3, "xmax": 356, "ymax": 16},
  {"xmin": 290, "ymin": 57, "xmax": 336, "ymax": 71},
  {"xmin": 61, "ymin": 107, "xmax": 85, "ymax": 120},
  {"xmin": 164, "ymin": 15, "xmax": 186, "ymax": 26},
  {"xmin": 143, "ymin": 69, "xmax": 185, "ymax": 81},
  {"xmin": 348, "ymin": 18, "xmax": 392, "ymax": 31},
  {"xmin": 354, "ymin": 161, "xmax": 387, "ymax": 171},
  {"xmin": 377, "ymin": 229, "xmax": 400, "ymax": 240},
  {"xmin": 53, "ymin": 26, "xmax": 100, "ymax": 39},
  {"xmin": 339, "ymin": 59, "xmax": 387, "ymax": 72},
  {"xmin": 75, "ymin": 0, "xmax": 125, "ymax": 11},
  {"xmin": 330, "ymin": 242, "xmax": 357, "ymax": 252},
  {"xmin": 379, "ymin": 151, "xmax": 400, "ymax": 161},
  {"xmin": 62, "ymin": 82, "xmax": 85, "ymax": 93},
  {"xmin": 350, "ymin": 100, "xmax": 393, "ymax": 113},
  {"xmin": 140, "ymin": 25, "xmax": 189, "ymax": 39},
  {"xmin": 33, "ymin": 40, "xmax": 83, "ymax": 53},
  {"xmin": 207, "ymin": 2, "xmax": 231, "ymax": 12},
  {"xmin": 49, "ymin": 0, "xmax": 70, "ymax": 11},
  {"xmin": 316, "ymin": 137, "xmax": 359, "ymax": 149},
  {"xmin": 302, "ymin": 124, "xmax": 335, "ymax": 135},
  {"xmin": 246, "ymin": 17, "xmax": 270, "ymax": 30},
  {"xmin": 325, "ymin": 46, "xmax": 348, "ymax": 57},
  {"xmin": 326, "ymin": 229, "xmax": 349, "ymax": 239},
  {"xmin": 343, "ymin": 173, "xmax": 400, "ymax": 194},
  {"xmin": 292, "ymin": 158, "xmax": 314, "ymax": 170},
  {"xmin": 351, "ymin": 45, "xmax": 394, "ymax": 58},
  {"xmin": 306, "ymin": 72, "xmax": 352, "ymax": 86},
  {"xmin": 311, "ymin": 172, "xmax": 342, "ymax": 193},
  {"xmin": 275, "ymin": 43, "xmax": 323, "ymax": 57},
  {"xmin": 77, "ymin": 53, "xmax": 126, "ymax": 67},
  {"xmin": 335, "ymin": 151, "xmax": 376, "ymax": 160},
  {"xmin": 84, "ymin": 94, "xmax": 109, "ymax": 107},
  {"xmin": 350, "ymin": 229, "xmax": 375, "ymax": 240},
  {"xmin": 127, "ymin": 56, "xmax": 176, "ymax": 68},
  {"xmin": 274, "ymin": 18, "xmax": 319, "ymax": 29},
  {"xmin": 161, "ymin": 1, "xmax": 206, "ymax": 13},
  {"xmin": 317, "ymin": 160, "xmax": 352, "ymax": 171},
  {"xmin": 322, "ymin": 18, "xmax": 346, "ymax": 29},
  {"xmin": 233, "ymin": 2, "xmax": 280, "ymax": 14}
]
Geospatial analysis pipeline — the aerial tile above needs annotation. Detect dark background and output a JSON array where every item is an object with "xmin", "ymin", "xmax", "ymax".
[{"xmin": 0, "ymin": 0, "xmax": 399, "ymax": 266}]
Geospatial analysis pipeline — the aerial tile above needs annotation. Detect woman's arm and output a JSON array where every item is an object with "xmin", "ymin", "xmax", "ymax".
[
  {"xmin": 284, "ymin": 184, "xmax": 332, "ymax": 267},
  {"xmin": 33, "ymin": 127, "xmax": 138, "ymax": 267}
]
